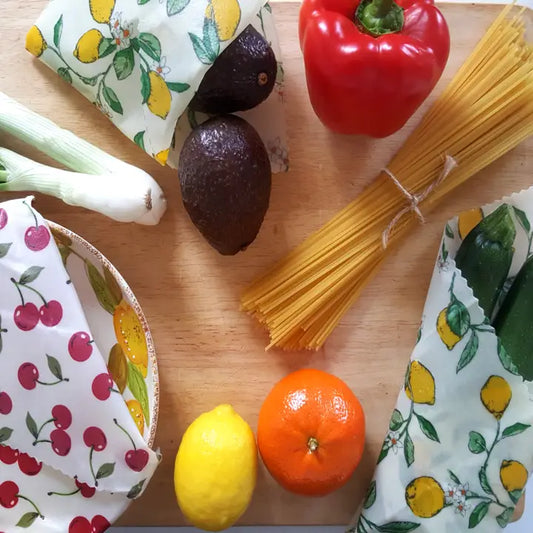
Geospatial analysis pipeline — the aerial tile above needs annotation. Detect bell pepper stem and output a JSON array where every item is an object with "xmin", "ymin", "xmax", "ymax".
[{"xmin": 356, "ymin": 0, "xmax": 404, "ymax": 37}]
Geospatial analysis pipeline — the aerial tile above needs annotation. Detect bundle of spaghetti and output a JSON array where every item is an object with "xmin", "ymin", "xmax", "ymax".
[{"xmin": 241, "ymin": 3, "xmax": 533, "ymax": 351}]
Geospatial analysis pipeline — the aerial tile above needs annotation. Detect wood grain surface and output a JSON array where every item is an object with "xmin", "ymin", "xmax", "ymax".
[{"xmin": 1, "ymin": 0, "xmax": 532, "ymax": 527}]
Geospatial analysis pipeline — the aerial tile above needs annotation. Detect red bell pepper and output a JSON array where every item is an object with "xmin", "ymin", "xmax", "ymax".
[{"xmin": 299, "ymin": 0, "xmax": 450, "ymax": 137}]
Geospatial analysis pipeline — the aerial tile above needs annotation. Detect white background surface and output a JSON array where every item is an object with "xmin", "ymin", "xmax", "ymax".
[{"xmin": 110, "ymin": 0, "xmax": 532, "ymax": 530}]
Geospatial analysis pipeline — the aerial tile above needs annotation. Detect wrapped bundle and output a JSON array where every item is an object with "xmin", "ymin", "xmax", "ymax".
[
  {"xmin": 349, "ymin": 190, "xmax": 533, "ymax": 532},
  {"xmin": 26, "ymin": 0, "xmax": 287, "ymax": 171}
]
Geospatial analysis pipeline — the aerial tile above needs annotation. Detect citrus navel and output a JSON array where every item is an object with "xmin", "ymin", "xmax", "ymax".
[
  {"xmin": 257, "ymin": 368, "xmax": 365, "ymax": 496},
  {"xmin": 405, "ymin": 476, "xmax": 445, "ymax": 518},
  {"xmin": 405, "ymin": 361, "xmax": 435, "ymax": 405},
  {"xmin": 480, "ymin": 375, "xmax": 512, "ymax": 420}
]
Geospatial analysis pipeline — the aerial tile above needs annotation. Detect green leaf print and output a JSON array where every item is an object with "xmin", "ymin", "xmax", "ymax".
[
  {"xmin": 478, "ymin": 465, "xmax": 493, "ymax": 495},
  {"xmin": 468, "ymin": 501, "xmax": 489, "ymax": 528},
  {"xmin": 140, "ymin": 65, "xmax": 151, "ymax": 104},
  {"xmin": 167, "ymin": 0, "xmax": 190, "ymax": 16},
  {"xmin": 414, "ymin": 413, "xmax": 439, "ymax": 442},
  {"xmin": 133, "ymin": 131, "xmax": 146, "ymax": 151},
  {"xmin": 96, "ymin": 462, "xmax": 115, "ymax": 479},
  {"xmin": 0, "ymin": 427, "xmax": 13, "ymax": 442},
  {"xmin": 19, "ymin": 266, "xmax": 44, "ymax": 284},
  {"xmin": 467, "ymin": 431, "xmax": 486, "ymax": 454},
  {"xmin": 138, "ymin": 0, "xmax": 151, "ymax": 4},
  {"xmin": 53, "ymin": 15, "xmax": 63, "ymax": 47},
  {"xmin": 496, "ymin": 507, "xmax": 514, "ymax": 528},
  {"xmin": 26, "ymin": 412, "xmax": 38, "ymax": 439},
  {"xmin": 456, "ymin": 330, "xmax": 479, "ymax": 373},
  {"xmin": 378, "ymin": 523, "xmax": 421, "ymax": 532},
  {"xmin": 128, "ymin": 362, "xmax": 150, "ymax": 425},
  {"xmin": 46, "ymin": 354, "xmax": 63, "ymax": 380},
  {"xmin": 512, "ymin": 206, "xmax": 530, "ymax": 233},
  {"xmin": 189, "ymin": 32, "xmax": 212, "ymax": 65},
  {"xmin": 497, "ymin": 339, "xmax": 520, "ymax": 376},
  {"xmin": 166, "ymin": 81, "xmax": 190, "ymax": 93},
  {"xmin": 446, "ymin": 298, "xmax": 470, "ymax": 337},
  {"xmin": 127, "ymin": 479, "xmax": 146, "ymax": 499},
  {"xmin": 445, "ymin": 223, "xmax": 454, "ymax": 238},
  {"xmin": 404, "ymin": 432, "xmax": 414, "ymax": 467},
  {"xmin": 16, "ymin": 512, "xmax": 39, "ymax": 528},
  {"xmin": 57, "ymin": 67, "xmax": 72, "ymax": 84},
  {"xmin": 113, "ymin": 47, "xmax": 135, "ymax": 80},
  {"xmin": 0, "ymin": 243, "xmax": 12, "ymax": 258},
  {"xmin": 441, "ymin": 240, "xmax": 448, "ymax": 262},
  {"xmin": 102, "ymin": 84, "xmax": 123, "ymax": 114},
  {"xmin": 203, "ymin": 16, "xmax": 220, "ymax": 59},
  {"xmin": 389, "ymin": 409, "xmax": 403, "ymax": 431},
  {"xmin": 138, "ymin": 32, "xmax": 162, "ymax": 62},
  {"xmin": 501, "ymin": 422, "xmax": 531, "ymax": 438},
  {"xmin": 448, "ymin": 470, "xmax": 461, "ymax": 484},
  {"xmin": 508, "ymin": 489, "xmax": 523, "ymax": 505},
  {"xmin": 363, "ymin": 480, "xmax": 376, "ymax": 509},
  {"xmin": 377, "ymin": 441, "xmax": 389, "ymax": 464},
  {"xmin": 98, "ymin": 38, "xmax": 116, "ymax": 59}
]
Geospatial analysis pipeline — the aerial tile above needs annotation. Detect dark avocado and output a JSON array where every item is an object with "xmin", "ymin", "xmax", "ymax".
[
  {"xmin": 178, "ymin": 114, "xmax": 271, "ymax": 255},
  {"xmin": 189, "ymin": 25, "xmax": 277, "ymax": 114}
]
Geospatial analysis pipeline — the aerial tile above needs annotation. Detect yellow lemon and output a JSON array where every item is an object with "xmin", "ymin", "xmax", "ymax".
[
  {"xmin": 174, "ymin": 404, "xmax": 257, "ymax": 531},
  {"xmin": 206, "ymin": 0, "xmax": 241, "ymax": 41},
  {"xmin": 26, "ymin": 25, "xmax": 47, "ymax": 57},
  {"xmin": 127, "ymin": 399, "xmax": 145, "ymax": 434},
  {"xmin": 74, "ymin": 29, "xmax": 104, "ymax": 64},
  {"xmin": 436, "ymin": 308, "xmax": 462, "ymax": 350},
  {"xmin": 405, "ymin": 476, "xmax": 445, "ymax": 518},
  {"xmin": 405, "ymin": 361, "xmax": 435, "ymax": 405},
  {"xmin": 480, "ymin": 375, "xmax": 512, "ymax": 420},
  {"xmin": 147, "ymin": 71, "xmax": 171, "ymax": 119},
  {"xmin": 113, "ymin": 299, "xmax": 148, "ymax": 376},
  {"xmin": 458, "ymin": 207, "xmax": 483, "ymax": 240},
  {"xmin": 500, "ymin": 460, "xmax": 528, "ymax": 493},
  {"xmin": 90, "ymin": 0, "xmax": 115, "ymax": 23},
  {"xmin": 154, "ymin": 148, "xmax": 169, "ymax": 166}
]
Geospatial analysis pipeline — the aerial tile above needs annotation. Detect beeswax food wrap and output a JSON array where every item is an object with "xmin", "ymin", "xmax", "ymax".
[
  {"xmin": 350, "ymin": 188, "xmax": 533, "ymax": 533},
  {"xmin": 27, "ymin": 0, "xmax": 288, "ymax": 172},
  {"xmin": 0, "ymin": 197, "xmax": 159, "ymax": 531}
]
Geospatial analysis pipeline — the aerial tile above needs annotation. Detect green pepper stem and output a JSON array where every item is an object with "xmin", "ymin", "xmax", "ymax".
[{"xmin": 356, "ymin": 0, "xmax": 404, "ymax": 37}]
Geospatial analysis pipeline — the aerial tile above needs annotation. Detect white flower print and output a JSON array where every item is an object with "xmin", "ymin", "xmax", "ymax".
[
  {"xmin": 385, "ymin": 431, "xmax": 403, "ymax": 455},
  {"xmin": 153, "ymin": 56, "xmax": 171, "ymax": 79},
  {"xmin": 109, "ymin": 12, "xmax": 138, "ymax": 50}
]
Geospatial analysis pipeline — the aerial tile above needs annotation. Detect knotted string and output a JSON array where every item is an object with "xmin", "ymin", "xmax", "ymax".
[{"xmin": 381, "ymin": 155, "xmax": 458, "ymax": 249}]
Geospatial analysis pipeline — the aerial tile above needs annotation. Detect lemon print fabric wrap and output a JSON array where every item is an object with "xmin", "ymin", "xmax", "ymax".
[
  {"xmin": 25, "ymin": 0, "xmax": 285, "ymax": 168},
  {"xmin": 350, "ymin": 188, "xmax": 533, "ymax": 533}
]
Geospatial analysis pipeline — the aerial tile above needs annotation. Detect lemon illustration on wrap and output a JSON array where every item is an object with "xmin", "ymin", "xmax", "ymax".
[
  {"xmin": 113, "ymin": 299, "xmax": 148, "ymax": 377},
  {"xmin": 206, "ymin": 0, "xmax": 241, "ymax": 41},
  {"xmin": 147, "ymin": 71, "xmax": 172, "ymax": 119},
  {"xmin": 437, "ymin": 298, "xmax": 470, "ymax": 350},
  {"xmin": 500, "ymin": 460, "xmax": 528, "ymax": 503},
  {"xmin": 480, "ymin": 375, "xmax": 511, "ymax": 420},
  {"xmin": 26, "ymin": 25, "xmax": 47, "ymax": 57},
  {"xmin": 154, "ymin": 148, "xmax": 170, "ymax": 166},
  {"xmin": 405, "ymin": 476, "xmax": 445, "ymax": 518},
  {"xmin": 174, "ymin": 404, "xmax": 257, "ymax": 531},
  {"xmin": 405, "ymin": 361, "xmax": 435, "ymax": 405},
  {"xmin": 90, "ymin": 0, "xmax": 116, "ymax": 23},
  {"xmin": 458, "ymin": 207, "xmax": 483, "ymax": 240},
  {"xmin": 74, "ymin": 29, "xmax": 104, "ymax": 63}
]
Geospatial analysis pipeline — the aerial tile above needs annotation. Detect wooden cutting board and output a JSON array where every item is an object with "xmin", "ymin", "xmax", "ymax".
[{"xmin": 1, "ymin": 0, "xmax": 532, "ymax": 527}]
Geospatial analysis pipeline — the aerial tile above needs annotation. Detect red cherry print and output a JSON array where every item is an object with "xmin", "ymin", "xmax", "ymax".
[
  {"xmin": 17, "ymin": 452, "xmax": 42, "ymax": 476},
  {"xmin": 50, "ymin": 429, "xmax": 71, "ymax": 456},
  {"xmin": 69, "ymin": 332, "xmax": 93, "ymax": 362},
  {"xmin": 0, "ymin": 481, "xmax": 19, "ymax": 508},
  {"xmin": 24, "ymin": 225, "xmax": 50, "ymax": 252},
  {"xmin": 18, "ymin": 363, "xmax": 39, "ymax": 390},
  {"xmin": 75, "ymin": 478, "xmax": 96, "ymax": 498},
  {"xmin": 91, "ymin": 373, "xmax": 113, "ymax": 401},
  {"xmin": 13, "ymin": 303, "xmax": 40, "ymax": 331},
  {"xmin": 91, "ymin": 515, "xmax": 110, "ymax": 533},
  {"xmin": 0, "ymin": 392, "xmax": 12, "ymax": 414},
  {"xmin": 0, "ymin": 208, "xmax": 7, "ymax": 229},
  {"xmin": 0, "ymin": 445, "xmax": 19, "ymax": 465},
  {"xmin": 69, "ymin": 516, "xmax": 92, "ymax": 533},
  {"xmin": 39, "ymin": 300, "xmax": 63, "ymax": 327},
  {"xmin": 83, "ymin": 427, "xmax": 107, "ymax": 451},
  {"xmin": 125, "ymin": 449, "xmax": 149, "ymax": 472},
  {"xmin": 52, "ymin": 405, "xmax": 72, "ymax": 430}
]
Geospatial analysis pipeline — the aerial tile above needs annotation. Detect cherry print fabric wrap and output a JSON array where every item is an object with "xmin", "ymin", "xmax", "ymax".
[
  {"xmin": 27, "ymin": 0, "xmax": 288, "ymax": 172},
  {"xmin": 350, "ymin": 188, "xmax": 533, "ymax": 532},
  {"xmin": 0, "ymin": 198, "xmax": 158, "ymax": 505}
]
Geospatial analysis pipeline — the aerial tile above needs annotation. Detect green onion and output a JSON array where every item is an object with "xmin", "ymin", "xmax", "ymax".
[{"xmin": 0, "ymin": 92, "xmax": 167, "ymax": 225}]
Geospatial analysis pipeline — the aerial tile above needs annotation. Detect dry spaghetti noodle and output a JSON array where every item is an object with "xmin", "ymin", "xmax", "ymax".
[{"xmin": 241, "ymin": 4, "xmax": 533, "ymax": 351}]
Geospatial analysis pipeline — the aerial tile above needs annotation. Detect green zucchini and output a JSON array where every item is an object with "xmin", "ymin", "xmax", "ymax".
[
  {"xmin": 454, "ymin": 204, "xmax": 516, "ymax": 319},
  {"xmin": 493, "ymin": 254, "xmax": 533, "ymax": 381}
]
